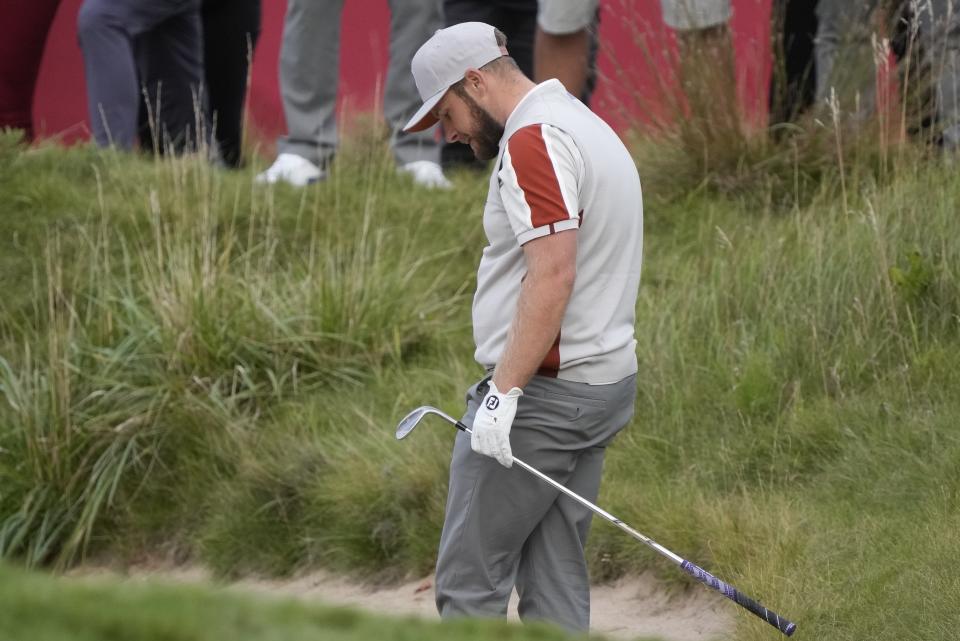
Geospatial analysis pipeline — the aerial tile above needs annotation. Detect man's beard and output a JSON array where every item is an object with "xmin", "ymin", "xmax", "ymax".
[{"xmin": 459, "ymin": 91, "xmax": 504, "ymax": 161}]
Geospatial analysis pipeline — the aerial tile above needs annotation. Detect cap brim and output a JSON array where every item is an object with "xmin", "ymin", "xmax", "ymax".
[{"xmin": 402, "ymin": 89, "xmax": 447, "ymax": 133}]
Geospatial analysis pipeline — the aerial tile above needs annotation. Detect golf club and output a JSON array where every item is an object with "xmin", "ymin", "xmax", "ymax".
[{"xmin": 396, "ymin": 405, "xmax": 797, "ymax": 637}]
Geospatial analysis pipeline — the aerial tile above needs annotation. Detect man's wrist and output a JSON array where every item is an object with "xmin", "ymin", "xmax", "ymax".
[{"xmin": 491, "ymin": 370, "xmax": 525, "ymax": 393}]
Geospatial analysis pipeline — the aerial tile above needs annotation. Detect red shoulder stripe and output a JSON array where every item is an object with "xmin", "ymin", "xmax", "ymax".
[{"xmin": 507, "ymin": 125, "xmax": 568, "ymax": 229}]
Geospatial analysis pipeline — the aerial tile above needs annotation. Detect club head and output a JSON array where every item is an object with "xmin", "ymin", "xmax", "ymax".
[
  {"xmin": 395, "ymin": 406, "xmax": 435, "ymax": 440},
  {"xmin": 395, "ymin": 405, "xmax": 460, "ymax": 440}
]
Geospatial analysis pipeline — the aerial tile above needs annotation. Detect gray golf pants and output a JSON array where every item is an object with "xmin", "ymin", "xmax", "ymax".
[
  {"xmin": 276, "ymin": 0, "xmax": 442, "ymax": 167},
  {"xmin": 435, "ymin": 374, "xmax": 637, "ymax": 633}
]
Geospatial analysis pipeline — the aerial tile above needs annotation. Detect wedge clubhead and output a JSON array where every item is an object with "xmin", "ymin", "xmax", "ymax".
[{"xmin": 395, "ymin": 405, "xmax": 465, "ymax": 440}]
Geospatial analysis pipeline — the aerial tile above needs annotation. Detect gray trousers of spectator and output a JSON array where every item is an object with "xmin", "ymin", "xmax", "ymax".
[
  {"xmin": 78, "ymin": 0, "xmax": 204, "ymax": 151},
  {"xmin": 816, "ymin": 0, "xmax": 960, "ymax": 147},
  {"xmin": 435, "ymin": 374, "xmax": 637, "ymax": 633},
  {"xmin": 904, "ymin": 0, "xmax": 960, "ymax": 147},
  {"xmin": 814, "ymin": 0, "xmax": 877, "ymax": 106},
  {"xmin": 277, "ymin": 0, "xmax": 442, "ymax": 167}
]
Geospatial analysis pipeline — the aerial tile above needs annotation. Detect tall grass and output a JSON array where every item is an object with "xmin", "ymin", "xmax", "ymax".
[{"xmin": 0, "ymin": 134, "xmax": 469, "ymax": 568}]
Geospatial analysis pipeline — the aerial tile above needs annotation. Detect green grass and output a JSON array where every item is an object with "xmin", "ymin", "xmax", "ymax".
[
  {"xmin": 1, "ymin": 111, "xmax": 960, "ymax": 641},
  {"xmin": 0, "ymin": 562, "xmax": 589, "ymax": 641}
]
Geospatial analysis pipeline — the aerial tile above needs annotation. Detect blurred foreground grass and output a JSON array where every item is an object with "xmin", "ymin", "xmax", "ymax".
[{"xmin": 0, "ymin": 562, "xmax": 587, "ymax": 641}]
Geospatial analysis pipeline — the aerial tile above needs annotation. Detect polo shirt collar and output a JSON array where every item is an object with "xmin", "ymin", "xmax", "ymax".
[{"xmin": 500, "ymin": 79, "xmax": 566, "ymax": 145}]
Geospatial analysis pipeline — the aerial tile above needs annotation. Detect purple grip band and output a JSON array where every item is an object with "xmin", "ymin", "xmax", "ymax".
[
  {"xmin": 681, "ymin": 560, "xmax": 797, "ymax": 636},
  {"xmin": 681, "ymin": 561, "xmax": 736, "ymax": 598}
]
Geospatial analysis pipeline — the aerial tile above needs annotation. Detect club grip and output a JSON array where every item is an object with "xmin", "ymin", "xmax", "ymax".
[{"xmin": 681, "ymin": 561, "xmax": 797, "ymax": 636}]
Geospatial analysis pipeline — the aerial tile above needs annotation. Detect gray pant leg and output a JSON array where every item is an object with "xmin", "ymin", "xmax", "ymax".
[
  {"xmin": 386, "ymin": 0, "xmax": 442, "ymax": 165},
  {"xmin": 276, "ymin": 0, "xmax": 343, "ymax": 166},
  {"xmin": 435, "ymin": 429, "xmax": 531, "ymax": 620},
  {"xmin": 814, "ymin": 0, "xmax": 879, "ymax": 108},
  {"xmin": 515, "ymin": 445, "xmax": 606, "ymax": 632},
  {"xmin": 78, "ymin": 0, "xmax": 200, "ymax": 149},
  {"xmin": 435, "ymin": 375, "xmax": 636, "ymax": 631},
  {"xmin": 916, "ymin": 0, "xmax": 960, "ymax": 148}
]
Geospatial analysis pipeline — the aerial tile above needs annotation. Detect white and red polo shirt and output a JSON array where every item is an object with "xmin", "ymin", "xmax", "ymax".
[{"xmin": 472, "ymin": 79, "xmax": 644, "ymax": 385}]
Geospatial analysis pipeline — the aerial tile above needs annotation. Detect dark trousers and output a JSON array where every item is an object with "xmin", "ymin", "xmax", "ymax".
[
  {"xmin": 769, "ymin": 0, "xmax": 819, "ymax": 127},
  {"xmin": 78, "ymin": 0, "xmax": 204, "ymax": 152},
  {"xmin": 0, "ymin": 0, "xmax": 62, "ymax": 140},
  {"xmin": 200, "ymin": 0, "xmax": 260, "ymax": 167},
  {"xmin": 136, "ymin": 0, "xmax": 261, "ymax": 164}
]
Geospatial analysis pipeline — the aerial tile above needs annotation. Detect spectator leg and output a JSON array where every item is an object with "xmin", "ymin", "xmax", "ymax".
[
  {"xmin": 78, "ymin": 0, "xmax": 142, "ymax": 148},
  {"xmin": 386, "ymin": 0, "xmax": 443, "ymax": 165},
  {"xmin": 79, "ymin": 0, "xmax": 203, "ymax": 151},
  {"xmin": 675, "ymin": 23, "xmax": 742, "ymax": 142},
  {"xmin": 813, "ymin": 0, "xmax": 879, "ymax": 113},
  {"xmin": 915, "ymin": 0, "xmax": 960, "ymax": 149},
  {"xmin": 769, "ymin": 0, "xmax": 819, "ymax": 127},
  {"xmin": 135, "ymin": 3, "xmax": 205, "ymax": 156},
  {"xmin": 201, "ymin": 0, "xmax": 261, "ymax": 167},
  {"xmin": 276, "ymin": 0, "xmax": 344, "ymax": 168}
]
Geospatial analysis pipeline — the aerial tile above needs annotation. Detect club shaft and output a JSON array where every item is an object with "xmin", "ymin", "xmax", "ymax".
[
  {"xmin": 431, "ymin": 408, "xmax": 796, "ymax": 636},
  {"xmin": 512, "ymin": 455, "xmax": 685, "ymax": 563}
]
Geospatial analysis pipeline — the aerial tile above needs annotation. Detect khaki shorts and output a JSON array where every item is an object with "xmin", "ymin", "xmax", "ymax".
[
  {"xmin": 538, "ymin": 0, "xmax": 599, "ymax": 34},
  {"xmin": 660, "ymin": 0, "xmax": 731, "ymax": 30}
]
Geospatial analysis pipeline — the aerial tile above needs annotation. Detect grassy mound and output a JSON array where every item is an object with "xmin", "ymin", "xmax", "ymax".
[{"xmin": 1, "ymin": 121, "xmax": 959, "ymax": 640}]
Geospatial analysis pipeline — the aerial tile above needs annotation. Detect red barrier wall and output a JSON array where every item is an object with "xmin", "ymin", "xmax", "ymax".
[{"xmin": 31, "ymin": 0, "xmax": 772, "ymax": 145}]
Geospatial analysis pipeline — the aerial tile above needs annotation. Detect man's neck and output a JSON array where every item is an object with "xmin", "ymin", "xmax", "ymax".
[{"xmin": 492, "ymin": 76, "xmax": 539, "ymax": 125}]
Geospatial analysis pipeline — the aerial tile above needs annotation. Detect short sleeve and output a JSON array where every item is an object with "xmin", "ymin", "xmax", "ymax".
[{"xmin": 497, "ymin": 123, "xmax": 584, "ymax": 246}]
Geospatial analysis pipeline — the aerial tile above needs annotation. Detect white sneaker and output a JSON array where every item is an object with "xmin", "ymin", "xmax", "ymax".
[
  {"xmin": 399, "ymin": 160, "xmax": 452, "ymax": 190},
  {"xmin": 255, "ymin": 153, "xmax": 324, "ymax": 186}
]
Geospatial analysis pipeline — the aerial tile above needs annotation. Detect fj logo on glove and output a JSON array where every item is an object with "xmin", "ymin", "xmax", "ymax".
[{"xmin": 485, "ymin": 396, "xmax": 500, "ymax": 410}]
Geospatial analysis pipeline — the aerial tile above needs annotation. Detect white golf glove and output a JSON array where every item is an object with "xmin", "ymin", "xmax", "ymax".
[{"xmin": 471, "ymin": 380, "xmax": 523, "ymax": 468}]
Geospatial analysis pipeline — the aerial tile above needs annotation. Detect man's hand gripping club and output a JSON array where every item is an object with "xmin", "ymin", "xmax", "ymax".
[{"xmin": 471, "ymin": 381, "xmax": 523, "ymax": 468}]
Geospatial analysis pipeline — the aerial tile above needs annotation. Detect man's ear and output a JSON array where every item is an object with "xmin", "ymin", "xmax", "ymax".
[{"xmin": 463, "ymin": 68, "xmax": 485, "ymax": 97}]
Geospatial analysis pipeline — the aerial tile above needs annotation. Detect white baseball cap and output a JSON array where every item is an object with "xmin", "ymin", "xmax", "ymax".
[{"xmin": 403, "ymin": 22, "xmax": 504, "ymax": 133}]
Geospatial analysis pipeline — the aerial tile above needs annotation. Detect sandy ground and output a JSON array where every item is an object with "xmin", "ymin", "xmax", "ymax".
[{"xmin": 72, "ymin": 565, "xmax": 732, "ymax": 641}]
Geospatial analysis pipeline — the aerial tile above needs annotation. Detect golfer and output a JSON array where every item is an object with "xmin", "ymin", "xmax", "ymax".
[{"xmin": 404, "ymin": 22, "xmax": 643, "ymax": 632}]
